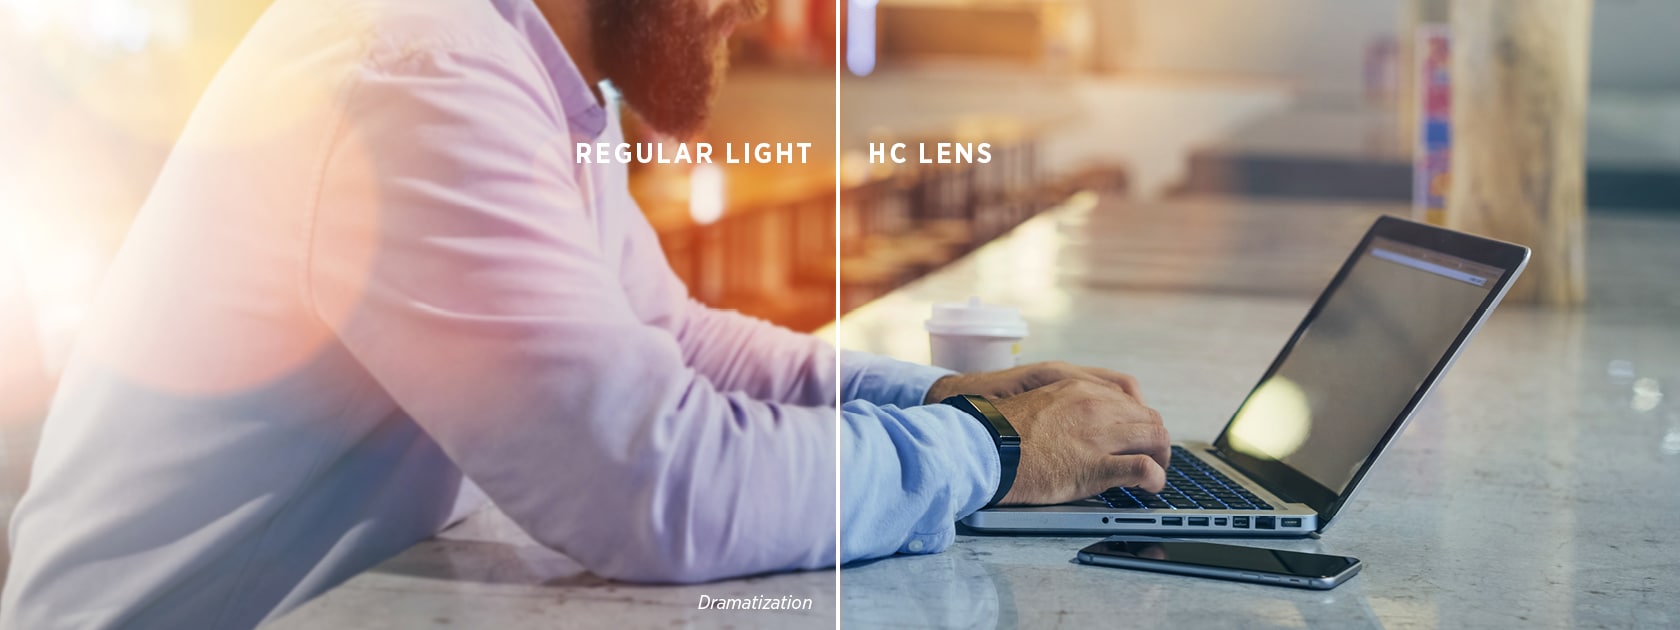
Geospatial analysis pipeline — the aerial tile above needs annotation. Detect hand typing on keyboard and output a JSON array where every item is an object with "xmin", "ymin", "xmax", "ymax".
[
  {"xmin": 924, "ymin": 361, "xmax": 1147, "ymax": 405},
  {"xmin": 988, "ymin": 378, "xmax": 1171, "ymax": 506},
  {"xmin": 1095, "ymin": 446, "xmax": 1274, "ymax": 511}
]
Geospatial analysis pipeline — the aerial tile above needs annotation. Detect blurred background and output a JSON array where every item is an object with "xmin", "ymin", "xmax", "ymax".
[
  {"xmin": 833, "ymin": 6, "xmax": 1680, "ymax": 625},
  {"xmin": 830, "ymin": 0, "xmax": 1680, "ymax": 530},
  {"xmin": 835, "ymin": 0, "xmax": 1680, "ymax": 310}
]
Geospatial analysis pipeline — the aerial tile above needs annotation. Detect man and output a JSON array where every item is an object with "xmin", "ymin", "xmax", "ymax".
[{"xmin": 1, "ymin": 0, "xmax": 1170, "ymax": 627}]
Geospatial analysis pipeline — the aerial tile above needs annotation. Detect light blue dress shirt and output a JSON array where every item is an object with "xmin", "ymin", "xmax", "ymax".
[
  {"xmin": 840, "ymin": 353, "xmax": 1000, "ymax": 560},
  {"xmin": 1, "ymin": 0, "xmax": 997, "ymax": 627}
]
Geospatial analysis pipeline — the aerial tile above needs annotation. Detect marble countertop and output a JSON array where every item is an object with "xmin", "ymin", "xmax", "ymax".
[
  {"xmin": 838, "ymin": 196, "xmax": 1680, "ymax": 629},
  {"xmin": 270, "ymin": 505, "xmax": 834, "ymax": 629},
  {"xmin": 277, "ymin": 196, "xmax": 1680, "ymax": 628}
]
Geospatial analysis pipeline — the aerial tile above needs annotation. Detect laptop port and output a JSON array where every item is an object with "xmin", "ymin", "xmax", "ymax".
[
  {"xmin": 1214, "ymin": 517, "xmax": 1228, "ymax": 526},
  {"xmin": 1188, "ymin": 517, "xmax": 1209, "ymax": 527},
  {"xmin": 1256, "ymin": 516, "xmax": 1276, "ymax": 530},
  {"xmin": 1232, "ymin": 516, "xmax": 1249, "ymax": 529},
  {"xmin": 1161, "ymin": 517, "xmax": 1182, "ymax": 526},
  {"xmin": 1282, "ymin": 517, "xmax": 1302, "ymax": 528}
]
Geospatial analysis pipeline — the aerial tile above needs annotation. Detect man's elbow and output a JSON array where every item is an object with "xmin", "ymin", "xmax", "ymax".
[
  {"xmin": 590, "ymin": 554, "xmax": 730, "ymax": 585},
  {"xmin": 534, "ymin": 520, "xmax": 740, "ymax": 585}
]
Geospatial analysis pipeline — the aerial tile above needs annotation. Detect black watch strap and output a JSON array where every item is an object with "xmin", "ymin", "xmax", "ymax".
[{"xmin": 940, "ymin": 394, "xmax": 1020, "ymax": 508}]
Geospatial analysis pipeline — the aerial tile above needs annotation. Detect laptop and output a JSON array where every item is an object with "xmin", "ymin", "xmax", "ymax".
[{"xmin": 961, "ymin": 215, "xmax": 1530, "ymax": 536}]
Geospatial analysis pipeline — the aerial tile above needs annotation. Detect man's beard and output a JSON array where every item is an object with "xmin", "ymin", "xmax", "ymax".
[{"xmin": 589, "ymin": 0, "xmax": 765, "ymax": 139}]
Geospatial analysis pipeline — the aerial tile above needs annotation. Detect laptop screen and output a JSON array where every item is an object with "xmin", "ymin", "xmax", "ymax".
[{"xmin": 1221, "ymin": 236, "xmax": 1505, "ymax": 496}]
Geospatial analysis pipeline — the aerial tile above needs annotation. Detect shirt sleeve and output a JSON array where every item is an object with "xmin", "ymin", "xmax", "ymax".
[
  {"xmin": 649, "ymin": 281, "xmax": 997, "ymax": 561},
  {"xmin": 840, "ymin": 349, "xmax": 954, "ymax": 408},
  {"xmin": 606, "ymin": 189, "xmax": 840, "ymax": 407},
  {"xmin": 306, "ymin": 47, "xmax": 836, "ymax": 583},
  {"xmin": 837, "ymin": 351, "xmax": 998, "ymax": 561},
  {"xmin": 655, "ymin": 305, "xmax": 955, "ymax": 410},
  {"xmin": 668, "ymin": 299, "xmax": 838, "ymax": 406},
  {"xmin": 840, "ymin": 400, "xmax": 1000, "ymax": 561}
]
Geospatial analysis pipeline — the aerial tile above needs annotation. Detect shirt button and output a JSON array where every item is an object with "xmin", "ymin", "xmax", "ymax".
[{"xmin": 907, "ymin": 539, "xmax": 925, "ymax": 552}]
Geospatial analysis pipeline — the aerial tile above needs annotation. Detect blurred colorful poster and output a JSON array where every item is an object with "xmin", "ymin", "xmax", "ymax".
[{"xmin": 1413, "ymin": 25, "xmax": 1450, "ymax": 225}]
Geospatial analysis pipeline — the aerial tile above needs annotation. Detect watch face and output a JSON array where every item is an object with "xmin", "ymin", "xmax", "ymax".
[{"xmin": 942, "ymin": 395, "xmax": 1020, "ymax": 443}]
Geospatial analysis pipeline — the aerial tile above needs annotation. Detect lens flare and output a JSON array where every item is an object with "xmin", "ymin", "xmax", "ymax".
[{"xmin": 1228, "ymin": 376, "xmax": 1313, "ymax": 460}]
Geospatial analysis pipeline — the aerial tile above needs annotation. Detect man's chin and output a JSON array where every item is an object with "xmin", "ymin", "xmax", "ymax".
[
  {"xmin": 622, "ymin": 93, "xmax": 714, "ymax": 140},
  {"xmin": 591, "ymin": 0, "xmax": 734, "ymax": 140},
  {"xmin": 625, "ymin": 60, "xmax": 728, "ymax": 139}
]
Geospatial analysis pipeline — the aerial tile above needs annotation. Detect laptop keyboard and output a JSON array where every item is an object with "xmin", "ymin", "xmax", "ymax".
[{"xmin": 1096, "ymin": 446, "xmax": 1274, "ymax": 510}]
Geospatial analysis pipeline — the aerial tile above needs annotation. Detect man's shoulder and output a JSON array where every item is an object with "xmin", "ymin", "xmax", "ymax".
[
  {"xmin": 252, "ymin": 0, "xmax": 541, "ymax": 71},
  {"xmin": 364, "ymin": 0, "xmax": 539, "ymax": 67}
]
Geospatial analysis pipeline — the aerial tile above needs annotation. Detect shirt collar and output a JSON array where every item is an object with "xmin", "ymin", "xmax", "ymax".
[{"xmin": 492, "ymin": 0, "xmax": 608, "ymax": 141}]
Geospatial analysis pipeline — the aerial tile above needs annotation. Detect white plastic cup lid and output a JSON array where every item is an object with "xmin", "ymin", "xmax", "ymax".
[{"xmin": 925, "ymin": 297, "xmax": 1029, "ymax": 338}]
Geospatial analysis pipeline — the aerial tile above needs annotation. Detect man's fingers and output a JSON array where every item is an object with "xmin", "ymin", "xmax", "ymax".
[
  {"xmin": 1103, "ymin": 416, "xmax": 1171, "ymax": 472},
  {"xmin": 1101, "ymin": 454, "xmax": 1167, "ymax": 494},
  {"xmin": 1026, "ymin": 362, "xmax": 1145, "ymax": 403},
  {"xmin": 1063, "ymin": 372, "xmax": 1133, "ymax": 398},
  {"xmin": 1084, "ymin": 367, "xmax": 1145, "ymax": 403},
  {"xmin": 1025, "ymin": 362, "xmax": 1097, "ymax": 393}
]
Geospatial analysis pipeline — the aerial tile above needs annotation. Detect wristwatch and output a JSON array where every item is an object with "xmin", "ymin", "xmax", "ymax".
[{"xmin": 940, "ymin": 394, "xmax": 1020, "ymax": 508}]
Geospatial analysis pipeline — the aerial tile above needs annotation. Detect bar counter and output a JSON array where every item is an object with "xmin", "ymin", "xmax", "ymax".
[{"xmin": 837, "ymin": 196, "xmax": 1680, "ymax": 629}]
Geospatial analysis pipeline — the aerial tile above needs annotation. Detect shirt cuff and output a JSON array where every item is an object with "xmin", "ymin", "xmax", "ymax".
[
  {"xmin": 927, "ymin": 402, "xmax": 1003, "ymax": 521},
  {"xmin": 840, "ymin": 350, "xmax": 956, "ymax": 409},
  {"xmin": 839, "ymin": 400, "xmax": 1002, "ymax": 560}
]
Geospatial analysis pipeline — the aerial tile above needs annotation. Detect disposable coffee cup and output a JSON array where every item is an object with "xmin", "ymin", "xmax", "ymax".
[{"xmin": 925, "ymin": 297, "xmax": 1029, "ymax": 373}]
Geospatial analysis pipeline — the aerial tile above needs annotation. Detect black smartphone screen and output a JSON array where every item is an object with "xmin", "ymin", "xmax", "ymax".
[{"xmin": 1082, "ymin": 540, "xmax": 1357, "ymax": 578}]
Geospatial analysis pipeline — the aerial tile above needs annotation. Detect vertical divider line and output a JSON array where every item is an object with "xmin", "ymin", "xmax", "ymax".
[{"xmin": 832, "ymin": 0, "xmax": 845, "ymax": 626}]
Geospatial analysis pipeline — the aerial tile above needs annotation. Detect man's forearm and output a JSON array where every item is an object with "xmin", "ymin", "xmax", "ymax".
[
  {"xmin": 840, "ymin": 350, "xmax": 955, "ymax": 409},
  {"xmin": 671, "ymin": 300, "xmax": 837, "ymax": 406}
]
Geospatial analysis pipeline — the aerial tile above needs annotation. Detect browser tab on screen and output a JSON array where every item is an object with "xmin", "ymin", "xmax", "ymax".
[{"xmin": 1368, "ymin": 238, "xmax": 1499, "ymax": 287}]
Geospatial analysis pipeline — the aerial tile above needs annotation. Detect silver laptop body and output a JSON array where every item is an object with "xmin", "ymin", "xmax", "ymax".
[{"xmin": 962, "ymin": 216, "xmax": 1530, "ymax": 536}]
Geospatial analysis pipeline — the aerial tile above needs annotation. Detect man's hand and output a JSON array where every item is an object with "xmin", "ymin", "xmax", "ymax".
[
  {"xmin": 988, "ymin": 379, "xmax": 1170, "ymax": 506},
  {"xmin": 922, "ymin": 361, "xmax": 1146, "ymax": 405}
]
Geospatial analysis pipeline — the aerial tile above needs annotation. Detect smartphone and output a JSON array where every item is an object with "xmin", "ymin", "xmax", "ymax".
[{"xmin": 1076, "ymin": 538, "xmax": 1362, "ymax": 590}]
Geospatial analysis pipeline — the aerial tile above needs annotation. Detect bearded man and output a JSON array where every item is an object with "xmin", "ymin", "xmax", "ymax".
[{"xmin": 0, "ymin": 0, "xmax": 1171, "ymax": 627}]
